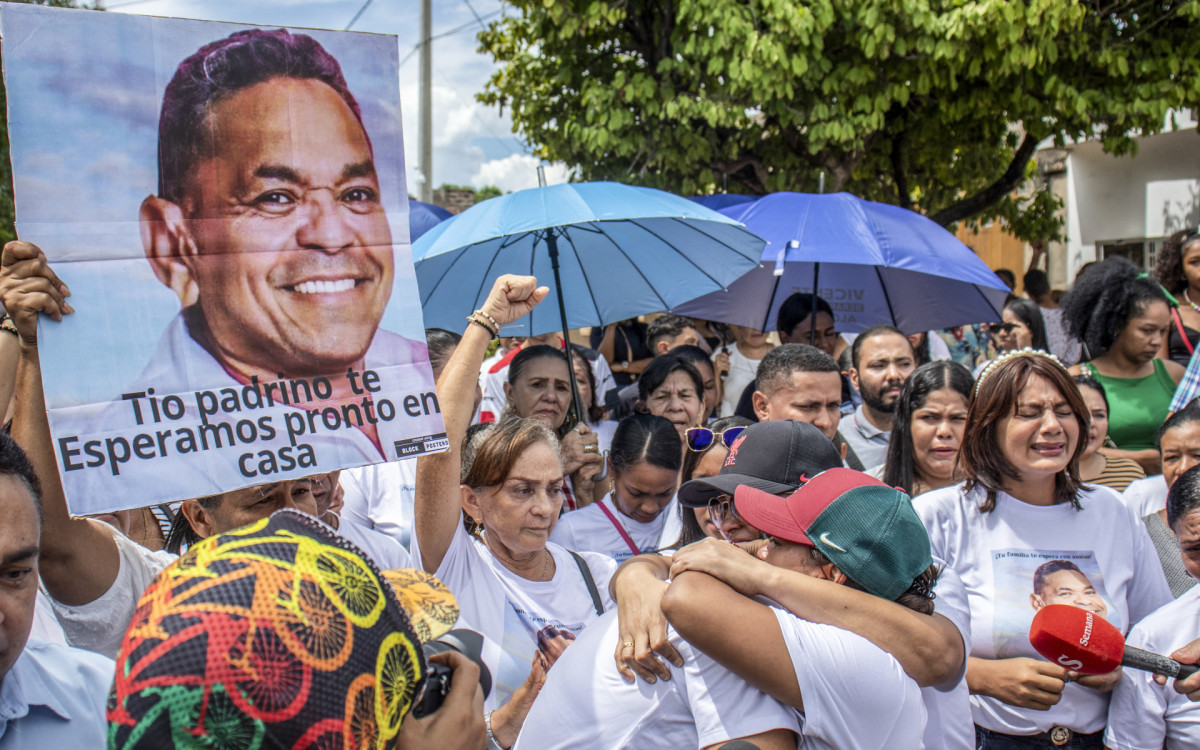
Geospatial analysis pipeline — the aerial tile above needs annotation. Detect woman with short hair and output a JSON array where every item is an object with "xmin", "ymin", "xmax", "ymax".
[
  {"xmin": 636, "ymin": 353, "xmax": 706, "ymax": 438},
  {"xmin": 913, "ymin": 351, "xmax": 1171, "ymax": 748},
  {"xmin": 415, "ymin": 275, "xmax": 616, "ymax": 748}
]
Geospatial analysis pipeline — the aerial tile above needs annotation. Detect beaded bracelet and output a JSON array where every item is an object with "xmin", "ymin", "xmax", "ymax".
[
  {"xmin": 467, "ymin": 310, "xmax": 499, "ymax": 338},
  {"xmin": 0, "ymin": 315, "xmax": 18, "ymax": 338}
]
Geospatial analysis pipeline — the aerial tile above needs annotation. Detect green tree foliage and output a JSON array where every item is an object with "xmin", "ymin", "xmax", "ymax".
[
  {"xmin": 0, "ymin": 0, "xmax": 102, "ymax": 244},
  {"xmin": 479, "ymin": 0, "xmax": 1200, "ymax": 242},
  {"xmin": 434, "ymin": 183, "xmax": 505, "ymax": 201}
]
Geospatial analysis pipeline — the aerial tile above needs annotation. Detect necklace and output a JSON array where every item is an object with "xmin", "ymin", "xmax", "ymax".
[
  {"xmin": 541, "ymin": 549, "xmax": 553, "ymax": 581},
  {"xmin": 1185, "ymin": 288, "xmax": 1200, "ymax": 313}
]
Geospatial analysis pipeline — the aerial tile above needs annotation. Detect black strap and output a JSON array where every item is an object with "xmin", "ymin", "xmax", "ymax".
[
  {"xmin": 840, "ymin": 437, "xmax": 865, "ymax": 471},
  {"xmin": 568, "ymin": 550, "xmax": 605, "ymax": 616}
]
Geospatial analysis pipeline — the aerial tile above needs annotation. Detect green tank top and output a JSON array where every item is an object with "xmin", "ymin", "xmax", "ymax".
[{"xmin": 1081, "ymin": 359, "xmax": 1176, "ymax": 451}]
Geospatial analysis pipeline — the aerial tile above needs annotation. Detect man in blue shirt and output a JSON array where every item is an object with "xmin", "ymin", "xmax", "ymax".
[{"xmin": 0, "ymin": 430, "xmax": 111, "ymax": 747}]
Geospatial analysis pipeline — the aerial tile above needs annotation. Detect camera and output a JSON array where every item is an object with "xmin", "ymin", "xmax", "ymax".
[{"xmin": 410, "ymin": 628, "xmax": 492, "ymax": 718}]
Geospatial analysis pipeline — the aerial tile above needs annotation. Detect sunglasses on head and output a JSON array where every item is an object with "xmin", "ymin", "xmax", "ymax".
[{"xmin": 686, "ymin": 426, "xmax": 746, "ymax": 452}]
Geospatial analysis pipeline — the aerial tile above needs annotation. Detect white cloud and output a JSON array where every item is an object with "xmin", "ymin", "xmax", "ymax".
[{"xmin": 470, "ymin": 155, "xmax": 571, "ymax": 193}]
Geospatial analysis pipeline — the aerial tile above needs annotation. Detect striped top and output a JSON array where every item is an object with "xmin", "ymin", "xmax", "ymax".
[{"xmin": 1088, "ymin": 455, "xmax": 1146, "ymax": 493}]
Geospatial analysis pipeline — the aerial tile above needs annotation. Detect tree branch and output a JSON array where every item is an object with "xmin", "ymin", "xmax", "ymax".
[{"xmin": 928, "ymin": 132, "xmax": 1039, "ymax": 226}]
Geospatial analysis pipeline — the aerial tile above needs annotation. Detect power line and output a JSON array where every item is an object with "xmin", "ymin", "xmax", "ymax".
[
  {"xmin": 462, "ymin": 0, "xmax": 485, "ymax": 28},
  {"xmin": 344, "ymin": 0, "xmax": 374, "ymax": 30},
  {"xmin": 398, "ymin": 9, "xmax": 501, "ymax": 69}
]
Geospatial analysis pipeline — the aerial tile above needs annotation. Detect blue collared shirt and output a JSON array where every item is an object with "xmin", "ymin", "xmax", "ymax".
[{"xmin": 0, "ymin": 640, "xmax": 113, "ymax": 748}]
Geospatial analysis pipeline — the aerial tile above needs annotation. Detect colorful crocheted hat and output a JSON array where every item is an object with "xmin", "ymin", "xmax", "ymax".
[{"xmin": 107, "ymin": 508, "xmax": 457, "ymax": 749}]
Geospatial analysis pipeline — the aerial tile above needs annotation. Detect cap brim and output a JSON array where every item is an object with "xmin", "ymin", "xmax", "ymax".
[
  {"xmin": 733, "ymin": 484, "xmax": 815, "ymax": 545},
  {"xmin": 677, "ymin": 473, "xmax": 798, "ymax": 508}
]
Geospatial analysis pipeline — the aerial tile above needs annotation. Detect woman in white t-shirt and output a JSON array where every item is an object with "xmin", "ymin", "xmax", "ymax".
[
  {"xmin": 879, "ymin": 360, "xmax": 973, "ymax": 497},
  {"xmin": 414, "ymin": 275, "xmax": 617, "ymax": 750},
  {"xmin": 913, "ymin": 350, "xmax": 1171, "ymax": 748},
  {"xmin": 551, "ymin": 414, "xmax": 681, "ymax": 560}
]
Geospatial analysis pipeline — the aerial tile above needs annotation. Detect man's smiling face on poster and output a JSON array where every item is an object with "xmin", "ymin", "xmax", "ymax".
[{"xmin": 143, "ymin": 52, "xmax": 395, "ymax": 379}]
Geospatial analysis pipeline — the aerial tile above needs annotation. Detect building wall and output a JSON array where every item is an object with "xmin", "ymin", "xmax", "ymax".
[{"xmin": 956, "ymin": 223, "xmax": 1028, "ymax": 294}]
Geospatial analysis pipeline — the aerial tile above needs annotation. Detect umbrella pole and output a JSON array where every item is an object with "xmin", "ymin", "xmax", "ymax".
[
  {"xmin": 811, "ymin": 262, "xmax": 820, "ymax": 344},
  {"xmin": 544, "ymin": 230, "xmax": 586, "ymax": 425}
]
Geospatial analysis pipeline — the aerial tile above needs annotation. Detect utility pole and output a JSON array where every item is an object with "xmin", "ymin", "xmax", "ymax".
[{"xmin": 418, "ymin": 0, "xmax": 433, "ymax": 202}]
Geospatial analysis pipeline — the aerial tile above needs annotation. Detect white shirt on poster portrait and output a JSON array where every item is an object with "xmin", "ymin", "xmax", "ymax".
[{"xmin": 50, "ymin": 313, "xmax": 441, "ymax": 513}]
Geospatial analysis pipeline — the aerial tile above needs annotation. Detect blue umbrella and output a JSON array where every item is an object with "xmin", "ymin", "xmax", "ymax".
[
  {"xmin": 413, "ymin": 181, "xmax": 765, "ymax": 416},
  {"xmin": 408, "ymin": 199, "xmax": 453, "ymax": 242},
  {"xmin": 687, "ymin": 194, "xmax": 758, "ymax": 212},
  {"xmin": 672, "ymin": 192, "xmax": 1010, "ymax": 335}
]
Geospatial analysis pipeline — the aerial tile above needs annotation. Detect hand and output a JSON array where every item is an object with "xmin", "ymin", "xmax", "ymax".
[
  {"xmin": 479, "ymin": 275, "xmax": 549, "ymax": 329},
  {"xmin": 1068, "ymin": 666, "xmax": 1121, "ymax": 693},
  {"xmin": 613, "ymin": 575, "xmax": 682, "ymax": 684},
  {"xmin": 490, "ymin": 653, "xmax": 548, "ymax": 748},
  {"xmin": 396, "ymin": 651, "xmax": 485, "ymax": 750},
  {"xmin": 559, "ymin": 424, "xmax": 600, "ymax": 475},
  {"xmin": 0, "ymin": 241, "xmax": 72, "ymax": 344},
  {"xmin": 1154, "ymin": 638, "xmax": 1200, "ymax": 700},
  {"xmin": 712, "ymin": 350, "xmax": 730, "ymax": 379},
  {"xmin": 669, "ymin": 537, "xmax": 771, "ymax": 597},
  {"xmin": 968, "ymin": 657, "xmax": 1068, "ymax": 710}
]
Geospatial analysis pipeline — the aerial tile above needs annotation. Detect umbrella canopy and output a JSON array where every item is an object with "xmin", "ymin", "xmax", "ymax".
[
  {"xmin": 408, "ymin": 199, "xmax": 453, "ymax": 242},
  {"xmin": 413, "ymin": 182, "xmax": 765, "ymax": 337},
  {"xmin": 672, "ymin": 192, "xmax": 1010, "ymax": 334},
  {"xmin": 688, "ymin": 194, "xmax": 758, "ymax": 212}
]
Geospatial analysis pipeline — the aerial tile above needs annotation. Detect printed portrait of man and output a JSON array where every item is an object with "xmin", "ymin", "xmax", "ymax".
[{"xmin": 138, "ymin": 28, "xmax": 427, "ymax": 398}]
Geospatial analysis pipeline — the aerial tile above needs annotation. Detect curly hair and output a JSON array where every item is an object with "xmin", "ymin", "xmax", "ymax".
[
  {"xmin": 1060, "ymin": 256, "xmax": 1169, "ymax": 359},
  {"xmin": 1154, "ymin": 228, "xmax": 1200, "ymax": 295}
]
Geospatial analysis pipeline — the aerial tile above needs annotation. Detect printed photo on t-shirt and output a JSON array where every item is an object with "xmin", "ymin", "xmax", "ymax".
[
  {"xmin": 496, "ymin": 599, "xmax": 586, "ymax": 705},
  {"xmin": 991, "ymin": 548, "xmax": 1115, "ymax": 659}
]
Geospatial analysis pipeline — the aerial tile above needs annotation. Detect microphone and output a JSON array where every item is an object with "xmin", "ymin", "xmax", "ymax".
[{"xmin": 1029, "ymin": 604, "xmax": 1199, "ymax": 679}]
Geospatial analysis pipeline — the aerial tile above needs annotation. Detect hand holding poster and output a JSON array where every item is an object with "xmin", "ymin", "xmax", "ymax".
[{"xmin": 0, "ymin": 5, "xmax": 446, "ymax": 514}]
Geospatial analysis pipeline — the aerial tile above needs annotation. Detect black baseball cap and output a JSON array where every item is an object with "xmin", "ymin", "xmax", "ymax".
[{"xmin": 677, "ymin": 420, "xmax": 843, "ymax": 508}]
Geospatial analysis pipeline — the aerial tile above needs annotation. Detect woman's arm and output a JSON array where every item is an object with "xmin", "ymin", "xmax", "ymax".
[
  {"xmin": 607, "ymin": 553, "xmax": 682, "ymax": 682},
  {"xmin": 413, "ymin": 276, "xmax": 547, "ymax": 573},
  {"xmin": 1099, "ymin": 446, "xmax": 1161, "ymax": 475},
  {"xmin": 662, "ymin": 571, "xmax": 804, "ymax": 706},
  {"xmin": 669, "ymin": 538, "xmax": 964, "ymax": 687}
]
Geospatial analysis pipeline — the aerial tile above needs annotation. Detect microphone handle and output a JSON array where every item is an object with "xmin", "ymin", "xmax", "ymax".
[{"xmin": 1123, "ymin": 645, "xmax": 1200, "ymax": 679}]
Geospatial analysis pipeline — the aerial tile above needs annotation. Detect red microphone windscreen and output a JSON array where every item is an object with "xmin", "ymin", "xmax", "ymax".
[{"xmin": 1029, "ymin": 604, "xmax": 1125, "ymax": 675}]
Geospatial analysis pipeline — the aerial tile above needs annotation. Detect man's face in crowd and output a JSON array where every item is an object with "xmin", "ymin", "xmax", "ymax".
[
  {"xmin": 656, "ymin": 326, "xmax": 701, "ymax": 354},
  {"xmin": 752, "ymin": 371, "xmax": 843, "ymax": 440},
  {"xmin": 851, "ymin": 333, "xmax": 915, "ymax": 415},
  {"xmin": 162, "ymin": 77, "xmax": 394, "ymax": 376},
  {"xmin": 184, "ymin": 478, "xmax": 320, "ymax": 539},
  {"xmin": 0, "ymin": 476, "xmax": 40, "ymax": 680}
]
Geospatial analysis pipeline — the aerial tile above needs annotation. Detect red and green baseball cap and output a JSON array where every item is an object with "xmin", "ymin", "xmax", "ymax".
[{"xmin": 733, "ymin": 468, "xmax": 933, "ymax": 601}]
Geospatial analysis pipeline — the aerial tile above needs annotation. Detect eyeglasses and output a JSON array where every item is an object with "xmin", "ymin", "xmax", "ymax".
[
  {"xmin": 706, "ymin": 494, "xmax": 748, "ymax": 536},
  {"xmin": 686, "ymin": 426, "xmax": 746, "ymax": 452}
]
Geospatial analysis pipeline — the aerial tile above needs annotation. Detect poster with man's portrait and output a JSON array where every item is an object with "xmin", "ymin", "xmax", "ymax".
[{"xmin": 1, "ymin": 4, "xmax": 447, "ymax": 513}]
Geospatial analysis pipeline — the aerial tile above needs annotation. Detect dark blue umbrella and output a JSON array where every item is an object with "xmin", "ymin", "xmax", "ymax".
[
  {"xmin": 413, "ymin": 181, "xmax": 765, "ymax": 416},
  {"xmin": 408, "ymin": 199, "xmax": 453, "ymax": 242},
  {"xmin": 672, "ymin": 192, "xmax": 1009, "ymax": 334},
  {"xmin": 688, "ymin": 194, "xmax": 758, "ymax": 212}
]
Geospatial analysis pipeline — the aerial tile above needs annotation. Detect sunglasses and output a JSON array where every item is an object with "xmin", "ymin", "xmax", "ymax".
[
  {"xmin": 992, "ymin": 323, "xmax": 1018, "ymax": 334},
  {"xmin": 686, "ymin": 426, "xmax": 746, "ymax": 452}
]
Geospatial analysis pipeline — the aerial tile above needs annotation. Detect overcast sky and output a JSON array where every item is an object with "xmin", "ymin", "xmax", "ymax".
[{"xmin": 111, "ymin": 0, "xmax": 570, "ymax": 195}]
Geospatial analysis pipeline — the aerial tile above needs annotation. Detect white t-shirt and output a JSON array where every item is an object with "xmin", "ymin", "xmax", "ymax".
[
  {"xmin": 49, "ymin": 520, "xmax": 175, "ymax": 658},
  {"xmin": 514, "ymin": 610, "xmax": 799, "ymax": 750},
  {"xmin": 412, "ymin": 523, "xmax": 617, "ymax": 709},
  {"xmin": 913, "ymin": 483, "xmax": 1172, "ymax": 735},
  {"xmin": 718, "ymin": 345, "xmax": 761, "ymax": 418},
  {"xmin": 1123, "ymin": 475, "xmax": 1168, "ymax": 518},
  {"xmin": 922, "ymin": 563, "xmax": 975, "ymax": 750},
  {"xmin": 550, "ymin": 493, "xmax": 678, "ymax": 561},
  {"xmin": 339, "ymin": 459, "xmax": 417, "ymax": 549},
  {"xmin": 773, "ymin": 608, "xmax": 926, "ymax": 749},
  {"xmin": 334, "ymin": 514, "xmax": 413, "ymax": 570},
  {"xmin": 1106, "ymin": 585, "xmax": 1200, "ymax": 748}
]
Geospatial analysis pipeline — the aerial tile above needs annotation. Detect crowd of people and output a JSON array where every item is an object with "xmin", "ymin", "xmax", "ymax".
[
  {"xmin": 4, "ymin": 226, "xmax": 1200, "ymax": 748},
  {"xmin": 1, "ymin": 23, "xmax": 1200, "ymax": 748}
]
